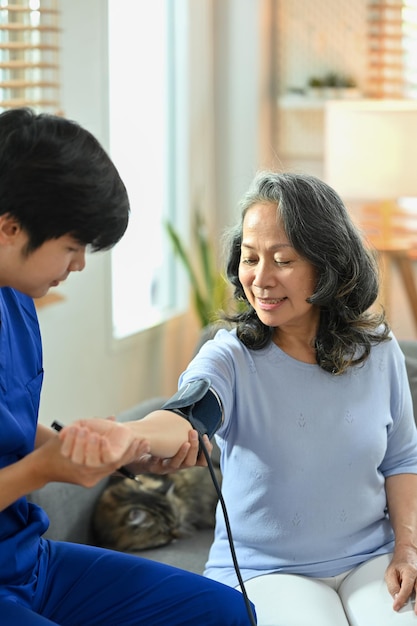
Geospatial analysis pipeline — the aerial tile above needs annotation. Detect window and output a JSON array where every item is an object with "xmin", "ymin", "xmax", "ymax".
[{"xmin": 108, "ymin": 0, "xmax": 188, "ymax": 339}]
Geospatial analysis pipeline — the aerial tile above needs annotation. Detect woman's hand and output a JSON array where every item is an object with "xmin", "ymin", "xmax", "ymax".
[
  {"xmin": 385, "ymin": 473, "xmax": 417, "ymax": 612},
  {"xmin": 385, "ymin": 545, "xmax": 417, "ymax": 612},
  {"xmin": 127, "ymin": 431, "xmax": 213, "ymax": 475}
]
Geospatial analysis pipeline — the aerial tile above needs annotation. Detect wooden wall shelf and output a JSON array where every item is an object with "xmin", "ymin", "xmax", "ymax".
[{"xmin": 35, "ymin": 291, "xmax": 65, "ymax": 310}]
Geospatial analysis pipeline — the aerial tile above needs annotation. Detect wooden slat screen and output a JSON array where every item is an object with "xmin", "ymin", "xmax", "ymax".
[
  {"xmin": 0, "ymin": 0, "xmax": 60, "ymax": 112},
  {"xmin": 366, "ymin": 0, "xmax": 417, "ymax": 98},
  {"xmin": 367, "ymin": 1, "xmax": 405, "ymax": 98}
]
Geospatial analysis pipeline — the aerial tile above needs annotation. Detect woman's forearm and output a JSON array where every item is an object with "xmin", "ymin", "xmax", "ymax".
[
  {"xmin": 126, "ymin": 410, "xmax": 193, "ymax": 459},
  {"xmin": 386, "ymin": 473, "xmax": 417, "ymax": 548}
]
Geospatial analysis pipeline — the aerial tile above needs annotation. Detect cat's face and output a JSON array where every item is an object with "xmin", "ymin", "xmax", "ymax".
[
  {"xmin": 92, "ymin": 476, "xmax": 181, "ymax": 551},
  {"xmin": 92, "ymin": 466, "xmax": 220, "ymax": 552}
]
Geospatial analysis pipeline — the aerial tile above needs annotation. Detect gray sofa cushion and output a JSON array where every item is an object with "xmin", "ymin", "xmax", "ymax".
[
  {"xmin": 28, "ymin": 479, "xmax": 106, "ymax": 544},
  {"xmin": 135, "ymin": 529, "xmax": 214, "ymax": 574},
  {"xmin": 117, "ymin": 397, "xmax": 168, "ymax": 423}
]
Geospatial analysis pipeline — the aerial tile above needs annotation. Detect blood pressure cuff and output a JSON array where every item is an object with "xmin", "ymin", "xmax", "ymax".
[{"xmin": 161, "ymin": 378, "xmax": 222, "ymax": 440}]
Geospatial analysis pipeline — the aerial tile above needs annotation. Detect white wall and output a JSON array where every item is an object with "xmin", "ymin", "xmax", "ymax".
[{"xmin": 37, "ymin": 0, "xmax": 263, "ymax": 426}]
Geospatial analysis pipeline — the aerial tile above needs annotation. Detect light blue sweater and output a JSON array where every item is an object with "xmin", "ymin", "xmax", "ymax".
[{"xmin": 179, "ymin": 329, "xmax": 417, "ymax": 588}]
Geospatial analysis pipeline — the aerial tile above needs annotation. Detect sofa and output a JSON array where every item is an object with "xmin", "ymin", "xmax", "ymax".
[{"xmin": 28, "ymin": 339, "xmax": 417, "ymax": 575}]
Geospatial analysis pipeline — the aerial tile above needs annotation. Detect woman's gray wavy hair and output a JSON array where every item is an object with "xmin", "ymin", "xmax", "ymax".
[{"xmin": 224, "ymin": 171, "xmax": 390, "ymax": 374}]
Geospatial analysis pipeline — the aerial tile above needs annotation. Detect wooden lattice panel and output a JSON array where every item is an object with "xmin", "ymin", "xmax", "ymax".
[
  {"xmin": 0, "ymin": 0, "xmax": 61, "ymax": 112},
  {"xmin": 367, "ymin": 0, "xmax": 405, "ymax": 98}
]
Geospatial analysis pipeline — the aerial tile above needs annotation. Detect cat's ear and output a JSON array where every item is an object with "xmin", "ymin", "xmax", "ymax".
[
  {"xmin": 158, "ymin": 478, "xmax": 175, "ymax": 496},
  {"xmin": 127, "ymin": 508, "xmax": 153, "ymax": 528}
]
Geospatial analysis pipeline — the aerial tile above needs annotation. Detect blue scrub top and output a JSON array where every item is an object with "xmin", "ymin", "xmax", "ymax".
[{"xmin": 0, "ymin": 287, "xmax": 49, "ymax": 586}]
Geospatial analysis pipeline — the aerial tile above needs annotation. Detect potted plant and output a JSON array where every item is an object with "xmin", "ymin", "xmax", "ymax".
[
  {"xmin": 165, "ymin": 211, "xmax": 239, "ymax": 328},
  {"xmin": 307, "ymin": 76, "xmax": 324, "ymax": 98},
  {"xmin": 338, "ymin": 75, "xmax": 360, "ymax": 99},
  {"xmin": 323, "ymin": 72, "xmax": 340, "ymax": 98}
]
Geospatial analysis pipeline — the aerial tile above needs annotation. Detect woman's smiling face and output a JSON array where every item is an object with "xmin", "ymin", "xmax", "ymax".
[{"xmin": 238, "ymin": 202, "xmax": 319, "ymax": 334}]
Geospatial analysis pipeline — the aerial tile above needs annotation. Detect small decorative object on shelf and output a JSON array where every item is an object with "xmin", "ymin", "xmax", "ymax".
[
  {"xmin": 305, "ymin": 72, "xmax": 360, "ymax": 101},
  {"xmin": 307, "ymin": 76, "xmax": 324, "ymax": 98}
]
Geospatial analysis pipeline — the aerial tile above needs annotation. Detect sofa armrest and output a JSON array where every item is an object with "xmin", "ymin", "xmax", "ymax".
[{"xmin": 399, "ymin": 340, "xmax": 417, "ymax": 426}]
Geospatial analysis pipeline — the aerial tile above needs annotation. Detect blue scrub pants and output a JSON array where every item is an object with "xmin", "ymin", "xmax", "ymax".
[{"xmin": 0, "ymin": 539, "xmax": 256, "ymax": 625}]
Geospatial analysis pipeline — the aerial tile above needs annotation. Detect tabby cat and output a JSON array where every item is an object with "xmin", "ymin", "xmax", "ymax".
[{"xmin": 91, "ymin": 466, "xmax": 221, "ymax": 552}]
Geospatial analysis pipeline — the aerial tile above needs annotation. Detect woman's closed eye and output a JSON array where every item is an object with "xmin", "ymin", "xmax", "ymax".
[
  {"xmin": 241, "ymin": 257, "xmax": 258, "ymax": 266},
  {"xmin": 241, "ymin": 257, "xmax": 293, "ymax": 266}
]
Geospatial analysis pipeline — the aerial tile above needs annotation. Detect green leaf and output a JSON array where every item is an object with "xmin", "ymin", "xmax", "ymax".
[{"xmin": 165, "ymin": 213, "xmax": 239, "ymax": 327}]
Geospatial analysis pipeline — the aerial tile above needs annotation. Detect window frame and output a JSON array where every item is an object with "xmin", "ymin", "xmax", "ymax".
[{"xmin": 108, "ymin": 0, "xmax": 190, "ymax": 346}]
